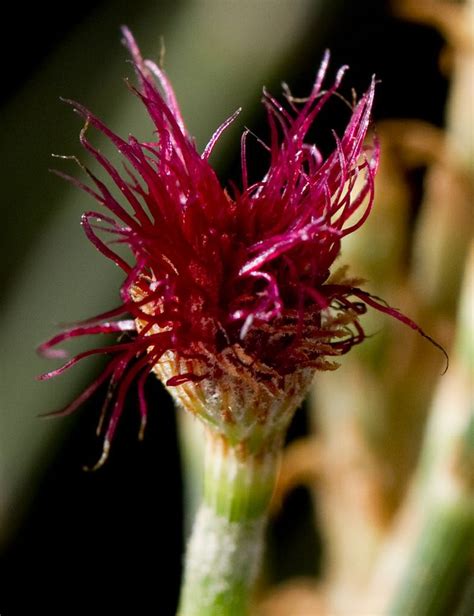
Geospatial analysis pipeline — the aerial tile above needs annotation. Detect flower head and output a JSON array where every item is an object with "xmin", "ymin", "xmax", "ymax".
[{"xmin": 39, "ymin": 28, "xmax": 441, "ymax": 465}]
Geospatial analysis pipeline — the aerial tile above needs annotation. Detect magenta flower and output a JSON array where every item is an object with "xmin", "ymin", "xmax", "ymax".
[{"xmin": 39, "ymin": 28, "xmax": 439, "ymax": 465}]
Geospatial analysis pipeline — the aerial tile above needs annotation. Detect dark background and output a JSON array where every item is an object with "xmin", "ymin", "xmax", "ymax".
[{"xmin": 0, "ymin": 2, "xmax": 446, "ymax": 614}]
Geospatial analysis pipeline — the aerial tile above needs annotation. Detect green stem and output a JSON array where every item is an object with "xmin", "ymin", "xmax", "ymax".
[
  {"xmin": 388, "ymin": 502, "xmax": 474, "ymax": 616},
  {"xmin": 385, "ymin": 247, "xmax": 474, "ymax": 615},
  {"xmin": 177, "ymin": 432, "xmax": 279, "ymax": 616}
]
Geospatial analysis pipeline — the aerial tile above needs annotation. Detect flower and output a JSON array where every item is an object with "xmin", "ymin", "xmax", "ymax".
[{"xmin": 39, "ymin": 28, "xmax": 442, "ymax": 466}]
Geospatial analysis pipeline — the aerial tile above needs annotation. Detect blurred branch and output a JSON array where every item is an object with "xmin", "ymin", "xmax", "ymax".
[
  {"xmin": 307, "ymin": 3, "xmax": 473, "ymax": 611},
  {"xmin": 256, "ymin": 579, "xmax": 325, "ymax": 616},
  {"xmin": 409, "ymin": 0, "xmax": 474, "ymax": 313},
  {"xmin": 396, "ymin": 0, "xmax": 474, "ymax": 50},
  {"xmin": 365, "ymin": 244, "xmax": 474, "ymax": 615},
  {"xmin": 270, "ymin": 437, "xmax": 322, "ymax": 514}
]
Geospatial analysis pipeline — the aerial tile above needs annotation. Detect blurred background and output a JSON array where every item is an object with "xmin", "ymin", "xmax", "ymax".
[{"xmin": 0, "ymin": 1, "xmax": 471, "ymax": 615}]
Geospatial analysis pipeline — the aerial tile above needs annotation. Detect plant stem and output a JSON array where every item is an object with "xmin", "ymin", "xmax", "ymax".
[
  {"xmin": 388, "ymin": 501, "xmax": 473, "ymax": 616},
  {"xmin": 177, "ymin": 431, "xmax": 279, "ymax": 616},
  {"xmin": 369, "ymin": 246, "xmax": 474, "ymax": 615}
]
